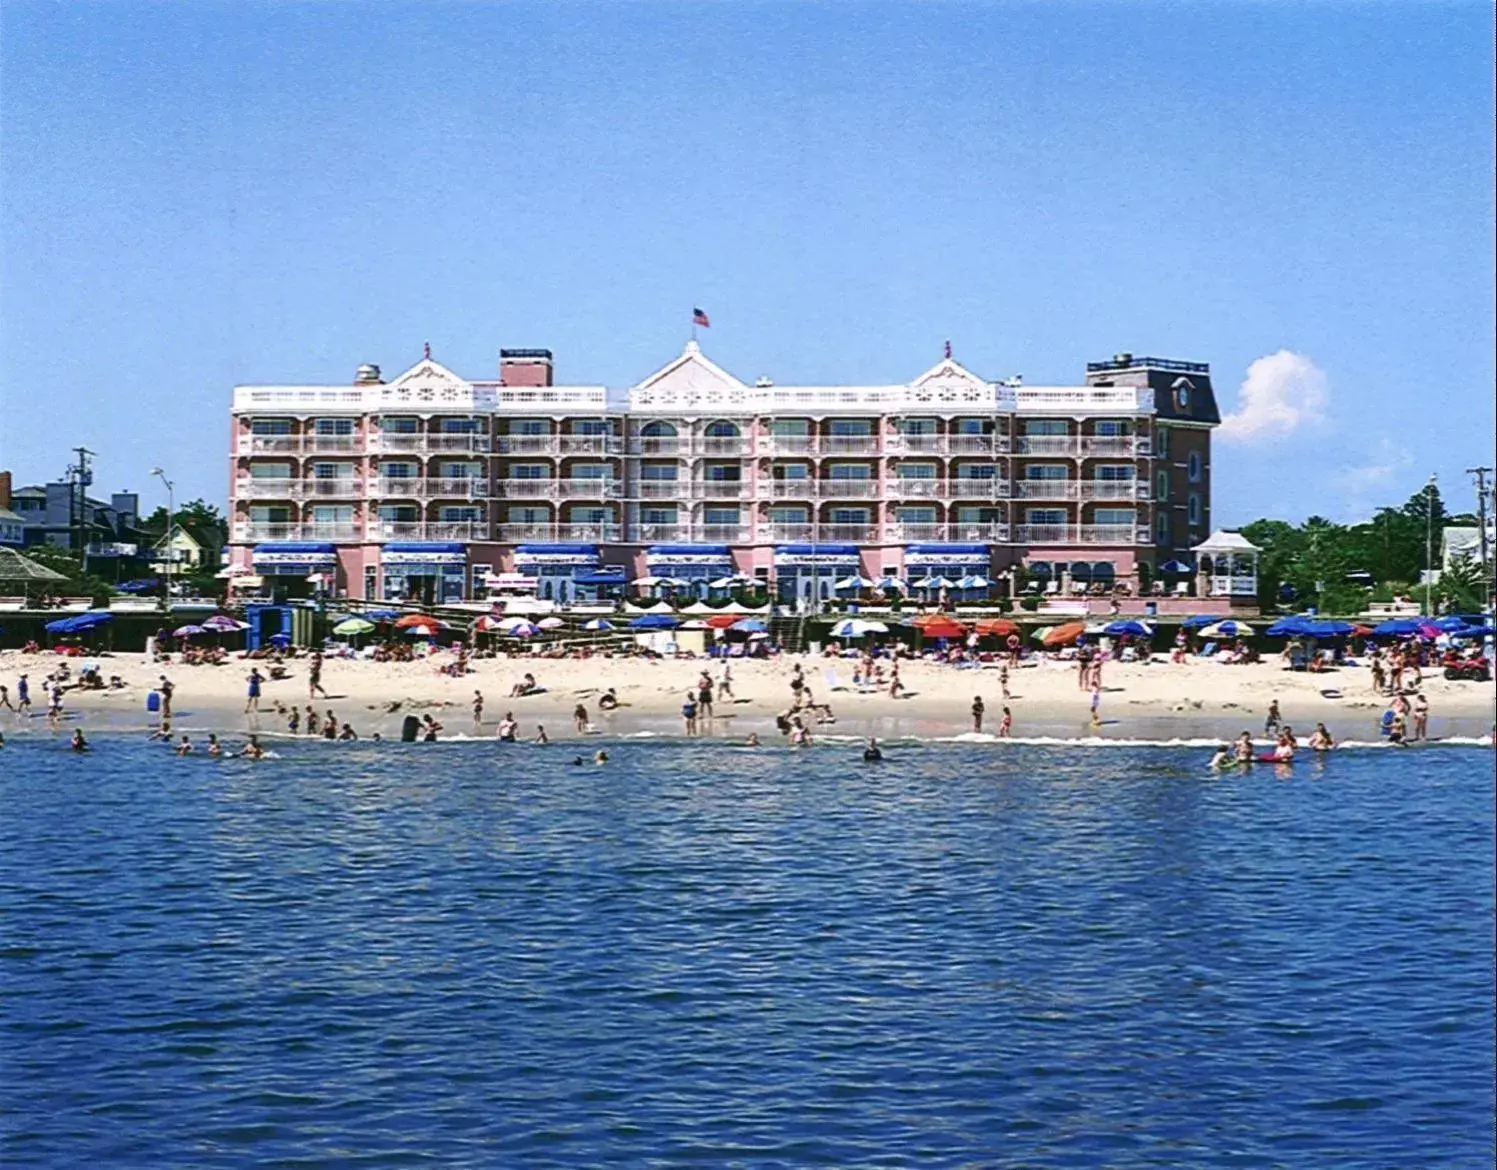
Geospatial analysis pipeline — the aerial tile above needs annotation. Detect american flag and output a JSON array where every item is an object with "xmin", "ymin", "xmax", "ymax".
[{"xmin": 692, "ymin": 307, "xmax": 711, "ymax": 328}]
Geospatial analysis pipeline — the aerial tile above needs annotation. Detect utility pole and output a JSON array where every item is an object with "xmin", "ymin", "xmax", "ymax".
[
  {"xmin": 1424, "ymin": 473, "xmax": 1436, "ymax": 616},
  {"xmin": 1468, "ymin": 465, "xmax": 1493, "ymax": 613},
  {"xmin": 70, "ymin": 447, "xmax": 95, "ymax": 577}
]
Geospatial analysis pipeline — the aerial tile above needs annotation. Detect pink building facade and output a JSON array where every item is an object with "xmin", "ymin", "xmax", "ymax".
[{"xmin": 227, "ymin": 344, "xmax": 1224, "ymax": 608}]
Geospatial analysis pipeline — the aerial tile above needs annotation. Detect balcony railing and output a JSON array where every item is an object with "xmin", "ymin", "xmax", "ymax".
[
  {"xmin": 696, "ymin": 480, "xmax": 751, "ymax": 499},
  {"xmin": 493, "ymin": 435, "xmax": 624, "ymax": 455},
  {"xmin": 816, "ymin": 480, "xmax": 880, "ymax": 499},
  {"xmin": 372, "ymin": 521, "xmax": 488, "ymax": 541},
  {"xmin": 370, "ymin": 433, "xmax": 491, "ymax": 454},
  {"xmin": 1014, "ymin": 480, "xmax": 1081, "ymax": 501},
  {"xmin": 492, "ymin": 478, "xmax": 623, "ymax": 499},
  {"xmin": 1079, "ymin": 480, "xmax": 1151, "ymax": 501},
  {"xmin": 238, "ymin": 435, "xmax": 305, "ymax": 455},
  {"xmin": 1011, "ymin": 524, "xmax": 1148, "ymax": 546},
  {"xmin": 233, "ymin": 522, "xmax": 363, "ymax": 542},
  {"xmin": 1207, "ymin": 575, "xmax": 1260, "ymax": 597},
  {"xmin": 636, "ymin": 480, "xmax": 691, "ymax": 499},
  {"xmin": 1014, "ymin": 479, "xmax": 1153, "ymax": 501},
  {"xmin": 1079, "ymin": 437, "xmax": 1140, "ymax": 457},
  {"xmin": 1014, "ymin": 436, "xmax": 1078, "ymax": 455},
  {"xmin": 888, "ymin": 523, "xmax": 1010, "ymax": 543},
  {"xmin": 373, "ymin": 478, "xmax": 490, "ymax": 498},
  {"xmin": 628, "ymin": 438, "xmax": 686, "ymax": 456},
  {"xmin": 886, "ymin": 435, "xmax": 1012, "ymax": 456},
  {"xmin": 755, "ymin": 435, "xmax": 817, "ymax": 456}
]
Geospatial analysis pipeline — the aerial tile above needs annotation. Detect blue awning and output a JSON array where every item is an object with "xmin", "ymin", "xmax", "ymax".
[
  {"xmin": 905, "ymin": 542, "xmax": 992, "ymax": 567},
  {"xmin": 906, "ymin": 543, "xmax": 990, "ymax": 554},
  {"xmin": 385, "ymin": 542, "xmax": 466, "ymax": 554},
  {"xmin": 575, "ymin": 567, "xmax": 628, "ymax": 585},
  {"xmin": 514, "ymin": 543, "xmax": 599, "ymax": 566},
  {"xmin": 254, "ymin": 542, "xmax": 337, "ymax": 571},
  {"xmin": 255, "ymin": 542, "xmax": 336, "ymax": 554},
  {"xmin": 383, "ymin": 541, "xmax": 467, "ymax": 567}
]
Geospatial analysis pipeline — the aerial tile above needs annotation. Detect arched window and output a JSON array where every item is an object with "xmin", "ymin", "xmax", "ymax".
[
  {"xmin": 640, "ymin": 420, "xmax": 677, "ymax": 438},
  {"xmin": 704, "ymin": 419, "xmax": 741, "ymax": 438}
]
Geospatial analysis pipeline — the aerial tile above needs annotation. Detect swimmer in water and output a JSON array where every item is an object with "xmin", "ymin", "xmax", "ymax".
[
  {"xmin": 593, "ymin": 750, "xmax": 609, "ymax": 765},
  {"xmin": 1233, "ymin": 732, "xmax": 1254, "ymax": 763},
  {"xmin": 1208, "ymin": 744, "xmax": 1232, "ymax": 770},
  {"xmin": 745, "ymin": 732, "xmax": 760, "ymax": 747},
  {"xmin": 207, "ymin": 733, "xmax": 222, "ymax": 757},
  {"xmin": 70, "ymin": 728, "xmax": 89, "ymax": 752},
  {"xmin": 238, "ymin": 736, "xmax": 266, "ymax": 760},
  {"xmin": 862, "ymin": 736, "xmax": 883, "ymax": 762},
  {"xmin": 570, "ymin": 756, "xmax": 585, "ymax": 766},
  {"xmin": 534, "ymin": 725, "xmax": 550, "ymax": 745},
  {"xmin": 176, "ymin": 735, "xmax": 193, "ymax": 756},
  {"xmin": 1308, "ymin": 723, "xmax": 1334, "ymax": 751}
]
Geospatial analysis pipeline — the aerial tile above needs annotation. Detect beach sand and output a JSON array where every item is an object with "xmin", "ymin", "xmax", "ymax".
[{"xmin": 6, "ymin": 648, "xmax": 1494, "ymax": 747}]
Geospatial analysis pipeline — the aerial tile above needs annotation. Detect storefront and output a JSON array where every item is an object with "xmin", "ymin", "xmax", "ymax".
[
  {"xmin": 773, "ymin": 544, "xmax": 861, "ymax": 610},
  {"xmin": 905, "ymin": 542, "xmax": 993, "ymax": 590},
  {"xmin": 251, "ymin": 542, "xmax": 338, "ymax": 601},
  {"xmin": 513, "ymin": 544, "xmax": 601, "ymax": 604},
  {"xmin": 644, "ymin": 545, "xmax": 735, "ymax": 599},
  {"xmin": 381, "ymin": 542, "xmax": 467, "ymax": 605},
  {"xmin": 573, "ymin": 564, "xmax": 628, "ymax": 603}
]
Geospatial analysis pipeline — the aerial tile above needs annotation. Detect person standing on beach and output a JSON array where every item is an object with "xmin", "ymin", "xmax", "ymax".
[
  {"xmin": 719, "ymin": 660, "xmax": 734, "ymax": 700},
  {"xmin": 0, "ymin": 684, "xmax": 12, "ymax": 712},
  {"xmin": 308, "ymin": 651, "xmax": 329, "ymax": 700},
  {"xmin": 496, "ymin": 713, "xmax": 518, "ymax": 742},
  {"xmin": 1089, "ymin": 682, "xmax": 1102, "ymax": 730},
  {"xmin": 1264, "ymin": 699, "xmax": 1281, "ymax": 736},
  {"xmin": 971, "ymin": 695, "xmax": 985, "ymax": 733},
  {"xmin": 245, "ymin": 668, "xmax": 264, "ymax": 714},
  {"xmin": 1413, "ymin": 693, "xmax": 1429, "ymax": 740},
  {"xmin": 999, "ymin": 664, "xmax": 1011, "ymax": 700},
  {"xmin": 573, "ymin": 703, "xmax": 588, "ymax": 733},
  {"xmin": 158, "ymin": 675, "xmax": 174, "ymax": 720},
  {"xmin": 888, "ymin": 661, "xmax": 903, "ymax": 699},
  {"xmin": 682, "ymin": 691, "xmax": 698, "ymax": 736},
  {"xmin": 15, "ymin": 674, "xmax": 30, "ymax": 715},
  {"xmin": 697, "ymin": 672, "xmax": 714, "ymax": 722},
  {"xmin": 305, "ymin": 706, "xmax": 319, "ymax": 737},
  {"xmin": 472, "ymin": 690, "xmax": 484, "ymax": 732}
]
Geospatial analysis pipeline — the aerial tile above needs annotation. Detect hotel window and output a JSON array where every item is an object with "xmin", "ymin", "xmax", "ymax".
[
  {"xmin": 570, "ymin": 463, "xmax": 609, "ymax": 479},
  {"xmin": 954, "ymin": 464, "xmax": 996, "ymax": 479},
  {"xmin": 250, "ymin": 506, "xmax": 293, "ymax": 522},
  {"xmin": 829, "ymin": 507, "xmax": 871, "ymax": 524},
  {"xmin": 382, "ymin": 462, "xmax": 418, "ymax": 479},
  {"xmin": 248, "ymin": 462, "xmax": 293, "ymax": 478},
  {"xmin": 768, "ymin": 419, "xmax": 809, "ymax": 436},
  {"xmin": 314, "ymin": 419, "xmax": 354, "ymax": 436},
  {"xmin": 896, "ymin": 463, "xmax": 938, "ymax": 478},
  {"xmin": 704, "ymin": 507, "xmax": 741, "ymax": 526},
  {"xmin": 380, "ymin": 505, "xmax": 419, "ymax": 521},
  {"xmin": 1025, "ymin": 509, "xmax": 1067, "ymax": 524},
  {"xmin": 507, "ymin": 506, "xmax": 550, "ymax": 523},
  {"xmin": 1156, "ymin": 470, "xmax": 1169, "ymax": 501},
  {"xmin": 895, "ymin": 506, "xmax": 938, "ymax": 523},
  {"xmin": 1156, "ymin": 426, "xmax": 1171, "ymax": 458},
  {"xmin": 440, "ymin": 506, "xmax": 482, "ymax": 522},
  {"xmin": 512, "ymin": 419, "xmax": 549, "ymax": 435},
  {"xmin": 1096, "ymin": 465, "xmax": 1136, "ymax": 481},
  {"xmin": 1188, "ymin": 493, "xmax": 1202, "ymax": 525},
  {"xmin": 380, "ymin": 417, "xmax": 419, "ymax": 433},
  {"xmin": 435, "ymin": 417, "xmax": 481, "ymax": 433},
  {"xmin": 702, "ymin": 462, "xmax": 742, "ymax": 482},
  {"xmin": 1094, "ymin": 419, "xmax": 1131, "ymax": 436},
  {"xmin": 250, "ymin": 418, "xmax": 293, "ymax": 435},
  {"xmin": 309, "ymin": 505, "xmax": 353, "ymax": 524},
  {"xmin": 642, "ymin": 506, "xmax": 678, "ymax": 525},
  {"xmin": 568, "ymin": 506, "xmax": 610, "ymax": 524},
  {"xmin": 437, "ymin": 462, "xmax": 479, "ymax": 479},
  {"xmin": 956, "ymin": 507, "xmax": 1001, "ymax": 524},
  {"xmin": 768, "ymin": 506, "xmax": 809, "ymax": 523},
  {"xmin": 827, "ymin": 463, "xmax": 871, "ymax": 479},
  {"xmin": 511, "ymin": 464, "xmax": 550, "ymax": 479},
  {"xmin": 1188, "ymin": 451, "xmax": 1203, "ymax": 483},
  {"xmin": 1023, "ymin": 419, "xmax": 1068, "ymax": 435},
  {"xmin": 772, "ymin": 462, "xmax": 809, "ymax": 480},
  {"xmin": 1093, "ymin": 508, "xmax": 1136, "ymax": 526},
  {"xmin": 704, "ymin": 420, "xmax": 741, "ymax": 437},
  {"xmin": 312, "ymin": 463, "xmax": 355, "ymax": 479},
  {"xmin": 641, "ymin": 463, "xmax": 678, "ymax": 481},
  {"xmin": 1025, "ymin": 464, "xmax": 1069, "ymax": 480},
  {"xmin": 571, "ymin": 419, "xmax": 611, "ymax": 435},
  {"xmin": 1156, "ymin": 513, "xmax": 1171, "ymax": 543},
  {"xmin": 828, "ymin": 419, "xmax": 873, "ymax": 435},
  {"xmin": 953, "ymin": 417, "xmax": 990, "ymax": 434},
  {"xmin": 897, "ymin": 418, "xmax": 937, "ymax": 434}
]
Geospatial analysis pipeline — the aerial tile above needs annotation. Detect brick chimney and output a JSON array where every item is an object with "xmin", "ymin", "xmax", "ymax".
[
  {"xmin": 0, "ymin": 470, "xmax": 11, "ymax": 510},
  {"xmin": 500, "ymin": 348, "xmax": 554, "ymax": 387}
]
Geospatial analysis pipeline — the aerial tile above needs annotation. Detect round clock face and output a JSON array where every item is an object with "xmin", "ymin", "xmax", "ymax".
[{"xmin": 1175, "ymin": 386, "xmax": 1190, "ymax": 409}]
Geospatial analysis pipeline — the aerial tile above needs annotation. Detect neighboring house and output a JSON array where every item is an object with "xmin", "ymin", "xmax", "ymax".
[
  {"xmin": 1440, "ymin": 525, "xmax": 1493, "ymax": 573},
  {"xmin": 151, "ymin": 524, "xmax": 208, "ymax": 570},
  {"xmin": 0, "ymin": 506, "xmax": 24, "ymax": 547}
]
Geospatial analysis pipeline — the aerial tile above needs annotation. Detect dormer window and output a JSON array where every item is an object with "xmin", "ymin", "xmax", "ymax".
[{"xmin": 1173, "ymin": 377, "xmax": 1193, "ymax": 410}]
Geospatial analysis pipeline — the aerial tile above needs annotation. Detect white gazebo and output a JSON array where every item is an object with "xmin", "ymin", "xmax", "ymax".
[{"xmin": 1191, "ymin": 530, "xmax": 1261, "ymax": 598}]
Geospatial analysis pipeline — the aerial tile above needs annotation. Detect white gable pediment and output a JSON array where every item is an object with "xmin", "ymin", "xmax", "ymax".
[
  {"xmin": 632, "ymin": 342, "xmax": 751, "ymax": 412},
  {"xmin": 906, "ymin": 358, "xmax": 996, "ymax": 409},
  {"xmin": 376, "ymin": 359, "xmax": 488, "ymax": 410}
]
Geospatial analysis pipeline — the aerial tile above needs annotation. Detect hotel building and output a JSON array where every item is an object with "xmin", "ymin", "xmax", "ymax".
[{"xmin": 227, "ymin": 343, "xmax": 1221, "ymax": 607}]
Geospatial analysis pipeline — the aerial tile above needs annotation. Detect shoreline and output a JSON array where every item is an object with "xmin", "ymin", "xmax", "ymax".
[{"xmin": 6, "ymin": 649, "xmax": 1493, "ymax": 746}]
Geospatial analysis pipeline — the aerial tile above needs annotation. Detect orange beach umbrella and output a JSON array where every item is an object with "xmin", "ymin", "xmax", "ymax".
[
  {"xmin": 1040, "ymin": 621, "xmax": 1086, "ymax": 648},
  {"xmin": 911, "ymin": 614, "xmax": 967, "ymax": 639},
  {"xmin": 974, "ymin": 617, "xmax": 1020, "ymax": 638}
]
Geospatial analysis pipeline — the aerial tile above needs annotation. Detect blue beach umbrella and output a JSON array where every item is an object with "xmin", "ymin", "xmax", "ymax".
[
  {"xmin": 1372, "ymin": 618, "xmax": 1425, "ymax": 637},
  {"xmin": 729, "ymin": 618, "xmax": 767, "ymax": 633},
  {"xmin": 1304, "ymin": 620, "xmax": 1358, "ymax": 638},
  {"xmin": 1103, "ymin": 620, "xmax": 1153, "ymax": 638},
  {"xmin": 1180, "ymin": 614, "xmax": 1220, "ymax": 630},
  {"xmin": 583, "ymin": 618, "xmax": 614, "ymax": 631},
  {"xmin": 630, "ymin": 614, "xmax": 680, "ymax": 631}
]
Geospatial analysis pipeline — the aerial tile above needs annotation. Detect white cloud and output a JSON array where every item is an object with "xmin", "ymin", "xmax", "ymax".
[
  {"xmin": 1332, "ymin": 438, "xmax": 1414, "ymax": 495},
  {"xmin": 1218, "ymin": 350, "xmax": 1328, "ymax": 442}
]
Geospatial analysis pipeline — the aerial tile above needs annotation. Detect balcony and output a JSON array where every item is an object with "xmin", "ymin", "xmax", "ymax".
[
  {"xmin": 1011, "ymin": 524, "xmax": 1148, "ymax": 546},
  {"xmin": 697, "ymin": 479, "xmax": 751, "ymax": 499},
  {"xmin": 373, "ymin": 477, "xmax": 489, "ymax": 499},
  {"xmin": 1014, "ymin": 480, "xmax": 1080, "ymax": 501},
  {"xmin": 1014, "ymin": 436, "xmax": 1078, "ymax": 456},
  {"xmin": 887, "ymin": 523, "xmax": 1010, "ymax": 543},
  {"xmin": 697, "ymin": 437, "xmax": 750, "ymax": 457},
  {"xmin": 238, "ymin": 435, "xmax": 305, "ymax": 455},
  {"xmin": 819, "ymin": 436, "xmax": 880, "ymax": 455},
  {"xmin": 233, "ymin": 522, "xmax": 363, "ymax": 542},
  {"xmin": 757, "ymin": 478, "xmax": 816, "ymax": 499},
  {"xmin": 632, "ymin": 522, "xmax": 693, "ymax": 543},
  {"xmin": 756, "ymin": 435, "xmax": 817, "ymax": 456},
  {"xmin": 558, "ymin": 434, "xmax": 623, "ymax": 455},
  {"xmin": 1079, "ymin": 436, "xmax": 1139, "ymax": 457},
  {"xmin": 373, "ymin": 521, "xmax": 488, "ymax": 541},
  {"xmin": 236, "ymin": 477, "xmax": 299, "ymax": 499},
  {"xmin": 495, "ymin": 435, "xmax": 559, "ymax": 455},
  {"xmin": 636, "ymin": 480, "xmax": 691, "ymax": 499},
  {"xmin": 817, "ymin": 480, "xmax": 880, "ymax": 499},
  {"xmin": 697, "ymin": 524, "xmax": 752, "ymax": 542},
  {"xmin": 493, "ymin": 478, "xmax": 623, "ymax": 499},
  {"xmin": 761, "ymin": 523, "xmax": 881, "ymax": 543},
  {"xmin": 370, "ymin": 433, "xmax": 491, "ymax": 454},
  {"xmin": 303, "ymin": 435, "xmax": 364, "ymax": 454},
  {"xmin": 560, "ymin": 477, "xmax": 623, "ymax": 498},
  {"xmin": 629, "ymin": 438, "xmax": 685, "ymax": 456},
  {"xmin": 1078, "ymin": 480, "xmax": 1150, "ymax": 501},
  {"xmin": 949, "ymin": 435, "xmax": 1009, "ymax": 455}
]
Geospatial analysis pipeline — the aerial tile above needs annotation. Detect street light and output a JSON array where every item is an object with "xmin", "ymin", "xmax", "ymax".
[{"xmin": 151, "ymin": 467, "xmax": 174, "ymax": 607}]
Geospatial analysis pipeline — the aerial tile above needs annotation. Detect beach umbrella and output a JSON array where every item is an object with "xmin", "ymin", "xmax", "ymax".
[
  {"xmin": 912, "ymin": 614, "xmax": 966, "ymax": 639},
  {"xmin": 1265, "ymin": 617, "xmax": 1315, "ymax": 637},
  {"xmin": 955, "ymin": 575, "xmax": 990, "ymax": 590},
  {"xmin": 173, "ymin": 623, "xmax": 208, "ymax": 637},
  {"xmin": 471, "ymin": 614, "xmax": 506, "ymax": 632},
  {"xmin": 333, "ymin": 617, "xmax": 376, "ymax": 636},
  {"xmin": 709, "ymin": 574, "xmax": 757, "ymax": 589},
  {"xmin": 1180, "ymin": 614, "xmax": 1220, "ymax": 630},
  {"xmin": 202, "ymin": 614, "xmax": 249, "ymax": 632},
  {"xmin": 537, "ymin": 617, "xmax": 566, "ymax": 630},
  {"xmin": 834, "ymin": 574, "xmax": 874, "ymax": 591},
  {"xmin": 1158, "ymin": 559, "xmax": 1195, "ymax": 574},
  {"xmin": 44, "ymin": 615, "xmax": 80, "ymax": 634},
  {"xmin": 975, "ymin": 617, "xmax": 1020, "ymax": 638},
  {"xmin": 583, "ymin": 618, "xmax": 614, "ymax": 631},
  {"xmin": 829, "ymin": 618, "xmax": 888, "ymax": 637},
  {"xmin": 680, "ymin": 619, "xmax": 709, "ymax": 630},
  {"xmin": 395, "ymin": 613, "xmax": 442, "ymax": 630},
  {"xmin": 730, "ymin": 618, "xmax": 767, "ymax": 633},
  {"xmin": 1041, "ymin": 621, "xmax": 1087, "ymax": 648},
  {"xmin": 1199, "ymin": 620, "xmax": 1253, "ymax": 639},
  {"xmin": 401, "ymin": 621, "xmax": 443, "ymax": 638},
  {"xmin": 1030, "ymin": 624, "xmax": 1056, "ymax": 643},
  {"xmin": 1371, "ymin": 618, "xmax": 1425, "ymax": 637},
  {"xmin": 704, "ymin": 614, "xmax": 741, "ymax": 629},
  {"xmin": 874, "ymin": 575, "xmax": 907, "ymax": 592},
  {"xmin": 1450, "ymin": 623, "xmax": 1494, "ymax": 639},
  {"xmin": 630, "ymin": 613, "xmax": 680, "ymax": 630},
  {"xmin": 1305, "ymin": 620, "xmax": 1358, "ymax": 638},
  {"xmin": 494, "ymin": 616, "xmax": 538, "ymax": 634},
  {"xmin": 1103, "ymin": 620, "xmax": 1154, "ymax": 638},
  {"xmin": 364, "ymin": 609, "xmax": 402, "ymax": 622},
  {"xmin": 748, "ymin": 631, "xmax": 769, "ymax": 641}
]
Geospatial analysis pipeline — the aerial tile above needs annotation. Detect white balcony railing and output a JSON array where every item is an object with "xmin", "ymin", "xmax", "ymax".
[
  {"xmin": 635, "ymin": 480, "xmax": 690, "ymax": 499},
  {"xmin": 238, "ymin": 435, "xmax": 305, "ymax": 455},
  {"xmin": 1078, "ymin": 480, "xmax": 1151, "ymax": 501},
  {"xmin": 1014, "ymin": 479, "xmax": 1152, "ymax": 502},
  {"xmin": 817, "ymin": 480, "xmax": 880, "ymax": 499},
  {"xmin": 1014, "ymin": 436, "xmax": 1078, "ymax": 456},
  {"xmin": 696, "ymin": 480, "xmax": 751, "ymax": 499},
  {"xmin": 758, "ymin": 479, "xmax": 817, "ymax": 499},
  {"xmin": 888, "ymin": 523, "xmax": 1011, "ymax": 543},
  {"xmin": 1079, "ymin": 437, "xmax": 1139, "ymax": 457},
  {"xmin": 755, "ymin": 436, "xmax": 817, "ymax": 456},
  {"xmin": 1011, "ymin": 524, "xmax": 1148, "ymax": 546},
  {"xmin": 492, "ymin": 478, "xmax": 622, "ymax": 499},
  {"xmin": 372, "ymin": 477, "xmax": 490, "ymax": 498},
  {"xmin": 372, "ymin": 521, "xmax": 488, "ymax": 541},
  {"xmin": 370, "ymin": 433, "xmax": 491, "ymax": 454}
]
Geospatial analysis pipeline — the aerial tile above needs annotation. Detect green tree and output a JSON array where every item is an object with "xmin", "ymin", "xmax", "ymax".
[{"xmin": 1436, "ymin": 553, "xmax": 1487, "ymax": 614}]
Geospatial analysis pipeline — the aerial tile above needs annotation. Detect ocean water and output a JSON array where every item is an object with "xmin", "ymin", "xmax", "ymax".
[{"xmin": 1, "ymin": 737, "xmax": 1492, "ymax": 1168}]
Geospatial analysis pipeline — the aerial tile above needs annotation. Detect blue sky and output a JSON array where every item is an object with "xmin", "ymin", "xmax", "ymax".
[{"xmin": 2, "ymin": 1, "xmax": 1492, "ymax": 524}]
